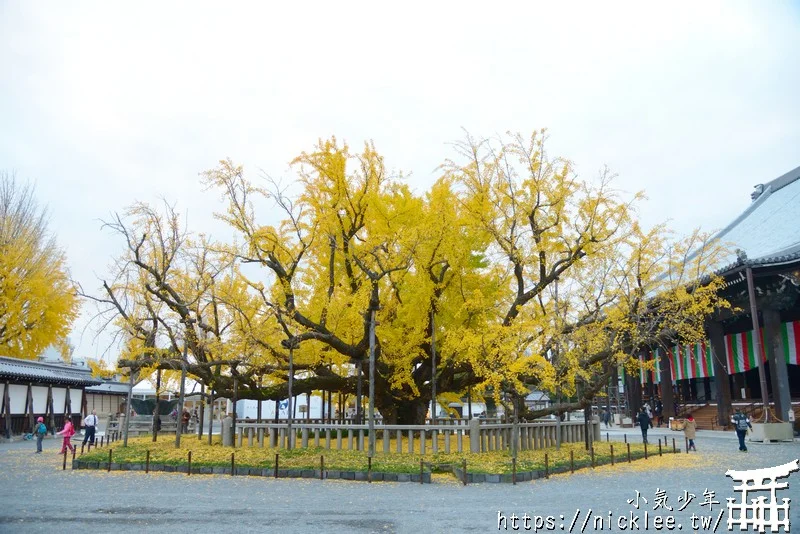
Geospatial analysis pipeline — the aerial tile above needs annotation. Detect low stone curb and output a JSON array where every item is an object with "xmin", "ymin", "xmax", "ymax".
[
  {"xmin": 71, "ymin": 459, "xmax": 432, "ymax": 483},
  {"xmin": 72, "ymin": 449, "xmax": 672, "ymax": 484},
  {"xmin": 451, "ymin": 450, "xmax": 676, "ymax": 483}
]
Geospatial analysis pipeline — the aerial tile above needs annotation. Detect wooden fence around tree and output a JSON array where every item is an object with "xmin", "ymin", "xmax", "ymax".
[{"xmin": 233, "ymin": 419, "xmax": 600, "ymax": 454}]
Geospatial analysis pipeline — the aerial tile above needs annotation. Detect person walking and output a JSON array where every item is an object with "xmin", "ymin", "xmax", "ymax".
[
  {"xmin": 34, "ymin": 417, "xmax": 47, "ymax": 453},
  {"xmin": 56, "ymin": 416, "xmax": 76, "ymax": 454},
  {"xmin": 82, "ymin": 410, "xmax": 98, "ymax": 446},
  {"xmin": 654, "ymin": 398, "xmax": 664, "ymax": 427},
  {"xmin": 683, "ymin": 414, "xmax": 697, "ymax": 451},
  {"xmin": 637, "ymin": 406, "xmax": 651, "ymax": 444},
  {"xmin": 731, "ymin": 408, "xmax": 752, "ymax": 452},
  {"xmin": 152, "ymin": 408, "xmax": 162, "ymax": 434},
  {"xmin": 181, "ymin": 409, "xmax": 191, "ymax": 434},
  {"xmin": 603, "ymin": 408, "xmax": 612, "ymax": 428}
]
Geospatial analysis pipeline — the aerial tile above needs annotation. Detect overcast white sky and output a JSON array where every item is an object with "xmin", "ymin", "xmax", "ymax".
[{"xmin": 1, "ymin": 1, "xmax": 799, "ymax": 364}]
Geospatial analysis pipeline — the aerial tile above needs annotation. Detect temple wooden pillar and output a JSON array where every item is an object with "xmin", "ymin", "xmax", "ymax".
[
  {"xmin": 764, "ymin": 309, "xmax": 792, "ymax": 421},
  {"xmin": 64, "ymin": 387, "xmax": 72, "ymax": 417},
  {"xmin": 81, "ymin": 389, "xmax": 88, "ymax": 417},
  {"xmin": 46, "ymin": 385, "xmax": 55, "ymax": 435},
  {"xmin": 645, "ymin": 357, "xmax": 656, "ymax": 405},
  {"xmin": 708, "ymin": 321, "xmax": 732, "ymax": 427},
  {"xmin": 625, "ymin": 368, "xmax": 642, "ymax": 417},
  {"xmin": 658, "ymin": 347, "xmax": 675, "ymax": 418},
  {"xmin": 2, "ymin": 381, "xmax": 11, "ymax": 438},
  {"xmin": 24, "ymin": 383, "xmax": 34, "ymax": 432}
]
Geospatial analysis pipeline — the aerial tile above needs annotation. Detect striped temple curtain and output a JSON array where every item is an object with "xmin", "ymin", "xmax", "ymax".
[
  {"xmin": 724, "ymin": 329, "xmax": 765, "ymax": 374},
  {"xmin": 780, "ymin": 320, "xmax": 800, "ymax": 365},
  {"xmin": 639, "ymin": 350, "xmax": 662, "ymax": 386},
  {"xmin": 637, "ymin": 320, "xmax": 798, "ymax": 385}
]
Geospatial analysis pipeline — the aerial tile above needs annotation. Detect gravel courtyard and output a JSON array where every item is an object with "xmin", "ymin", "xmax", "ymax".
[{"xmin": 1, "ymin": 427, "xmax": 798, "ymax": 533}]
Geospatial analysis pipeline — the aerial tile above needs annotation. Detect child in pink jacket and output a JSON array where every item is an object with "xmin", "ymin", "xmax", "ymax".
[{"xmin": 56, "ymin": 417, "xmax": 76, "ymax": 454}]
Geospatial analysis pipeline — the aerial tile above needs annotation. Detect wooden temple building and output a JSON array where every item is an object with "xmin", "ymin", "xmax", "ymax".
[
  {"xmin": 0, "ymin": 357, "xmax": 126, "ymax": 439},
  {"xmin": 629, "ymin": 165, "xmax": 800, "ymax": 430}
]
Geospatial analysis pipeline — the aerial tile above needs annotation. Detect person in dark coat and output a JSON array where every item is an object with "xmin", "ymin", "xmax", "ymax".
[
  {"xmin": 181, "ymin": 409, "xmax": 191, "ymax": 434},
  {"xmin": 654, "ymin": 398, "xmax": 664, "ymax": 427},
  {"xmin": 637, "ymin": 406, "xmax": 651, "ymax": 444},
  {"xmin": 731, "ymin": 408, "xmax": 752, "ymax": 452}
]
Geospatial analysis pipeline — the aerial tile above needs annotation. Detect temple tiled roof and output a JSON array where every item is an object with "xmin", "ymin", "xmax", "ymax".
[
  {"xmin": 0, "ymin": 357, "xmax": 102, "ymax": 386},
  {"xmin": 85, "ymin": 382, "xmax": 130, "ymax": 395},
  {"xmin": 712, "ymin": 165, "xmax": 800, "ymax": 274}
]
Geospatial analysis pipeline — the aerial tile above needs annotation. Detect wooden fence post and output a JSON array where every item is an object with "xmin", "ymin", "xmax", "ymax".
[
  {"xmin": 512, "ymin": 457, "xmax": 517, "ymax": 485},
  {"xmin": 544, "ymin": 453, "xmax": 549, "ymax": 479}
]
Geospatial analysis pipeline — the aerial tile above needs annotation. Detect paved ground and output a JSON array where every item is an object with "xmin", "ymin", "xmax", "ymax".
[{"xmin": 1, "ymin": 427, "xmax": 798, "ymax": 533}]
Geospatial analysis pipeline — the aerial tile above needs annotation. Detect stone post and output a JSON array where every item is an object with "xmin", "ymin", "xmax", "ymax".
[
  {"xmin": 222, "ymin": 415, "xmax": 233, "ymax": 447},
  {"xmin": 469, "ymin": 417, "xmax": 481, "ymax": 453}
]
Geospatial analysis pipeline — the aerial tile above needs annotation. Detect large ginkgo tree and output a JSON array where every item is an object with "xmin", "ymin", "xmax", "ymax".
[{"xmin": 94, "ymin": 131, "xmax": 728, "ymax": 424}]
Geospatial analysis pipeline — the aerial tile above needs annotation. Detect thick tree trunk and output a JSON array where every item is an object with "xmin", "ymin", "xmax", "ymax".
[{"xmin": 388, "ymin": 398, "xmax": 429, "ymax": 425}]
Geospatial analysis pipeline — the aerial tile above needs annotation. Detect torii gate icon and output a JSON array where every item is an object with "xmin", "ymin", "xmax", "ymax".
[{"xmin": 726, "ymin": 459, "xmax": 799, "ymax": 532}]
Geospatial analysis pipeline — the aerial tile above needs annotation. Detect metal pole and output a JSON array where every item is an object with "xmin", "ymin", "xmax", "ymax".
[
  {"xmin": 123, "ymin": 370, "xmax": 135, "ymax": 447},
  {"xmin": 554, "ymin": 277, "xmax": 561, "ymax": 449},
  {"xmin": 176, "ymin": 344, "xmax": 187, "ymax": 448},
  {"xmin": 287, "ymin": 339, "xmax": 294, "ymax": 450},
  {"xmin": 256, "ymin": 376, "xmax": 262, "ymax": 423},
  {"xmin": 430, "ymin": 309, "xmax": 436, "ymax": 425},
  {"xmin": 512, "ymin": 392, "xmax": 519, "ymax": 458},
  {"xmin": 231, "ymin": 375, "xmax": 238, "ymax": 447},
  {"xmin": 207, "ymin": 389, "xmax": 214, "ymax": 445},
  {"xmin": 198, "ymin": 383, "xmax": 204, "ymax": 439},
  {"xmin": 615, "ymin": 366, "xmax": 621, "ymax": 423},
  {"xmin": 555, "ymin": 388, "xmax": 561, "ymax": 450},
  {"xmin": 356, "ymin": 359, "xmax": 362, "ymax": 424},
  {"xmin": 368, "ymin": 307, "xmax": 376, "ymax": 458},
  {"xmin": 745, "ymin": 266, "xmax": 770, "ymax": 422},
  {"xmin": 152, "ymin": 369, "xmax": 161, "ymax": 442}
]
